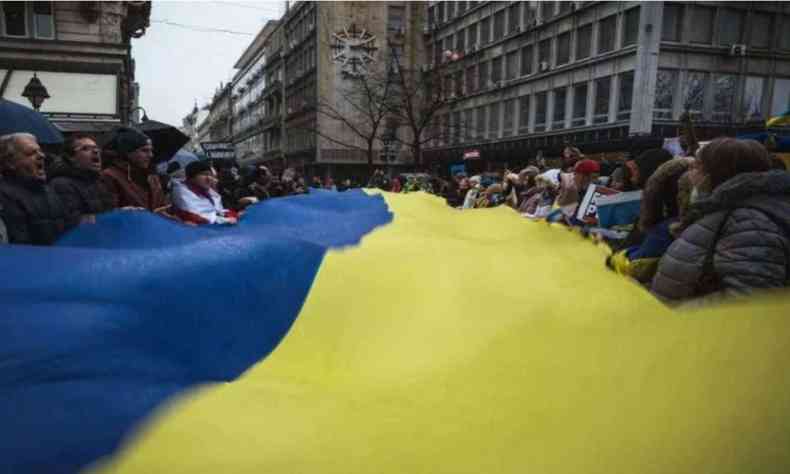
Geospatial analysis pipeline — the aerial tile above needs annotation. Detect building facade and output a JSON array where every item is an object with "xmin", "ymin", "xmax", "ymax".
[
  {"xmin": 0, "ymin": 1, "xmax": 151, "ymax": 134},
  {"xmin": 422, "ymin": 1, "xmax": 790, "ymax": 170}
]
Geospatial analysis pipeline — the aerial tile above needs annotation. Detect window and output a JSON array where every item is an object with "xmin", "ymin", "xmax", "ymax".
[
  {"xmin": 466, "ymin": 65, "xmax": 476, "ymax": 93},
  {"xmin": 454, "ymin": 70, "xmax": 464, "ymax": 97},
  {"xmin": 519, "ymin": 95, "xmax": 530, "ymax": 132},
  {"xmin": 559, "ymin": 1, "xmax": 572, "ymax": 15},
  {"xmin": 481, "ymin": 16, "xmax": 491, "ymax": 44},
  {"xmin": 712, "ymin": 74, "xmax": 737, "ymax": 122},
  {"xmin": 520, "ymin": 45, "xmax": 533, "ymax": 75},
  {"xmin": 572, "ymin": 83, "xmax": 588, "ymax": 126},
  {"xmin": 476, "ymin": 106, "xmax": 486, "ymax": 139},
  {"xmin": 717, "ymin": 9, "xmax": 742, "ymax": 46},
  {"xmin": 538, "ymin": 39, "xmax": 551, "ymax": 67},
  {"xmin": 447, "ymin": 1, "xmax": 455, "ymax": 20},
  {"xmin": 467, "ymin": 25, "xmax": 477, "ymax": 49},
  {"xmin": 576, "ymin": 24, "xmax": 592, "ymax": 59},
  {"xmin": 387, "ymin": 5, "xmax": 405, "ymax": 34},
  {"xmin": 534, "ymin": 92, "xmax": 547, "ymax": 132},
  {"xmin": 594, "ymin": 76, "xmax": 611, "ymax": 124},
  {"xmin": 557, "ymin": 32, "xmax": 570, "ymax": 65},
  {"xmin": 523, "ymin": 1, "xmax": 537, "ymax": 25},
  {"xmin": 689, "ymin": 6, "xmax": 714, "ymax": 44},
  {"xmin": 491, "ymin": 56, "xmax": 502, "ymax": 83},
  {"xmin": 781, "ymin": 16, "xmax": 790, "ymax": 50},
  {"xmin": 428, "ymin": 5, "xmax": 436, "ymax": 26},
  {"xmin": 478, "ymin": 61, "xmax": 489, "ymax": 90},
  {"xmin": 622, "ymin": 7, "xmax": 640, "ymax": 47},
  {"xmin": 503, "ymin": 99, "xmax": 515, "ymax": 136},
  {"xmin": 489, "ymin": 102, "xmax": 500, "ymax": 138},
  {"xmin": 494, "ymin": 9, "xmax": 505, "ymax": 38},
  {"xmin": 32, "ymin": 2, "xmax": 54, "ymax": 39},
  {"xmin": 508, "ymin": 3, "xmax": 520, "ymax": 33},
  {"xmin": 457, "ymin": 30, "xmax": 466, "ymax": 51},
  {"xmin": 437, "ymin": 2, "xmax": 445, "ymax": 23},
  {"xmin": 750, "ymin": 12, "xmax": 772, "ymax": 48},
  {"xmin": 464, "ymin": 109, "xmax": 474, "ymax": 141},
  {"xmin": 662, "ymin": 3, "xmax": 683, "ymax": 42},
  {"xmin": 653, "ymin": 69, "xmax": 678, "ymax": 119},
  {"xmin": 506, "ymin": 51, "xmax": 518, "ymax": 80},
  {"xmin": 2, "ymin": 2, "xmax": 27, "ymax": 37},
  {"xmin": 771, "ymin": 78, "xmax": 790, "ymax": 117},
  {"xmin": 743, "ymin": 76, "xmax": 765, "ymax": 120},
  {"xmin": 553, "ymin": 87, "xmax": 567, "ymax": 129},
  {"xmin": 598, "ymin": 16, "xmax": 616, "ymax": 53},
  {"xmin": 617, "ymin": 71, "xmax": 634, "ymax": 121},
  {"xmin": 451, "ymin": 111, "xmax": 461, "ymax": 143},
  {"xmin": 683, "ymin": 71, "xmax": 708, "ymax": 119}
]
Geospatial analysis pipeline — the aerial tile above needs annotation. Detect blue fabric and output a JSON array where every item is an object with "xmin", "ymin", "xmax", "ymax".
[
  {"xmin": 627, "ymin": 219, "xmax": 676, "ymax": 260},
  {"xmin": 597, "ymin": 199, "xmax": 642, "ymax": 229},
  {"xmin": 0, "ymin": 99, "xmax": 64, "ymax": 144},
  {"xmin": 0, "ymin": 189, "xmax": 392, "ymax": 474}
]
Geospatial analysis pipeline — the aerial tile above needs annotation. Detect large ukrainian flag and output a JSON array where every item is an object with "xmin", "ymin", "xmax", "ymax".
[{"xmin": 2, "ymin": 190, "xmax": 790, "ymax": 474}]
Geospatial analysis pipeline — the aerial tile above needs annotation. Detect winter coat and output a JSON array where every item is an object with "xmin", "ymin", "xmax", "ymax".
[
  {"xmin": 651, "ymin": 171, "xmax": 790, "ymax": 302},
  {"xmin": 48, "ymin": 162, "xmax": 114, "ymax": 218},
  {"xmin": 0, "ymin": 175, "xmax": 78, "ymax": 245},
  {"xmin": 100, "ymin": 162, "xmax": 167, "ymax": 211}
]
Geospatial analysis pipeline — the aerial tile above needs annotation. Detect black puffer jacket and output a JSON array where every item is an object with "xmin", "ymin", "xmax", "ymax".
[
  {"xmin": 651, "ymin": 171, "xmax": 790, "ymax": 301},
  {"xmin": 0, "ymin": 175, "xmax": 78, "ymax": 245},
  {"xmin": 48, "ymin": 162, "xmax": 114, "ymax": 218}
]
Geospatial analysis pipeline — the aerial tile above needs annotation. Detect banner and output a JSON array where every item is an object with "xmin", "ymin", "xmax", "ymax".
[
  {"xmin": 575, "ymin": 184, "xmax": 621, "ymax": 225},
  {"xmin": 200, "ymin": 141, "xmax": 236, "ymax": 160}
]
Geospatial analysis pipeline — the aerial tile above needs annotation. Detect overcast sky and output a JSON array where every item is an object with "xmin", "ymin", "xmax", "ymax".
[{"xmin": 133, "ymin": 1, "xmax": 285, "ymax": 126}]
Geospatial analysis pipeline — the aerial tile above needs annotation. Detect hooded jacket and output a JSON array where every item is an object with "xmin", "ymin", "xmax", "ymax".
[
  {"xmin": 651, "ymin": 171, "xmax": 790, "ymax": 302},
  {"xmin": 0, "ymin": 175, "xmax": 78, "ymax": 245},
  {"xmin": 48, "ymin": 161, "xmax": 114, "ymax": 218}
]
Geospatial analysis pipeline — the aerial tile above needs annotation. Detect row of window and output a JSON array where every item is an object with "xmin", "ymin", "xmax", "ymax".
[
  {"xmin": 432, "ymin": 7, "xmax": 639, "ymax": 70},
  {"xmin": 285, "ymin": 5, "xmax": 315, "ymax": 47},
  {"xmin": 429, "ymin": 1, "xmax": 579, "ymax": 29},
  {"xmin": 663, "ymin": 4, "xmax": 790, "ymax": 49},
  {"xmin": 434, "ymin": 71, "xmax": 634, "ymax": 146},
  {"xmin": 1, "ymin": 1, "xmax": 55, "ymax": 39},
  {"xmin": 286, "ymin": 45, "xmax": 317, "ymax": 85}
]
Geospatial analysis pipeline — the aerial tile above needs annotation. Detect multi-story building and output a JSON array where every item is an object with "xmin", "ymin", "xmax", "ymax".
[
  {"xmin": 421, "ymin": 1, "xmax": 790, "ymax": 169},
  {"xmin": 0, "ymin": 1, "xmax": 151, "ymax": 134},
  {"xmin": 209, "ymin": 83, "xmax": 233, "ymax": 142}
]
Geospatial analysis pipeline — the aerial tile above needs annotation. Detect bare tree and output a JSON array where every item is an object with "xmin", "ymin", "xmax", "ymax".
[{"xmin": 385, "ymin": 45, "xmax": 469, "ymax": 168}]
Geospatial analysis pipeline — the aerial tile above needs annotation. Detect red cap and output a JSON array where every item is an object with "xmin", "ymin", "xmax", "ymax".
[{"xmin": 573, "ymin": 159, "xmax": 600, "ymax": 175}]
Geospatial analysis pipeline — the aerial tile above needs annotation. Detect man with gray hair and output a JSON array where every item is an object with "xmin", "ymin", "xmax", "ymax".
[{"xmin": 0, "ymin": 133, "xmax": 77, "ymax": 245}]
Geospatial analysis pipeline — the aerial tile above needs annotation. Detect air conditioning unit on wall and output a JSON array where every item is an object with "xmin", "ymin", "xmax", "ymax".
[{"xmin": 730, "ymin": 44, "xmax": 747, "ymax": 57}]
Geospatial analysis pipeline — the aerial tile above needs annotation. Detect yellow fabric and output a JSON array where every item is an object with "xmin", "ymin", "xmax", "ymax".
[
  {"xmin": 766, "ymin": 114, "xmax": 790, "ymax": 128},
  {"xmin": 609, "ymin": 249, "xmax": 661, "ymax": 283},
  {"xmin": 89, "ymin": 192, "xmax": 790, "ymax": 474}
]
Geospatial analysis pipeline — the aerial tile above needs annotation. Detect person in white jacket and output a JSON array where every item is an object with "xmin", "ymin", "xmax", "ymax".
[{"xmin": 171, "ymin": 161, "xmax": 238, "ymax": 225}]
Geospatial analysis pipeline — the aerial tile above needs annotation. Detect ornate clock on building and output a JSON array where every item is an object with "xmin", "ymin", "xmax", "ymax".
[{"xmin": 331, "ymin": 24, "xmax": 378, "ymax": 78}]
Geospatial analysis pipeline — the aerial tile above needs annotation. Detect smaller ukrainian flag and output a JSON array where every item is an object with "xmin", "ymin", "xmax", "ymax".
[{"xmin": 767, "ymin": 107, "xmax": 790, "ymax": 127}]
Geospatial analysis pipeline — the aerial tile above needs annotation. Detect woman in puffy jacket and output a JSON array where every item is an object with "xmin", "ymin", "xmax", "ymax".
[{"xmin": 651, "ymin": 138, "xmax": 790, "ymax": 302}]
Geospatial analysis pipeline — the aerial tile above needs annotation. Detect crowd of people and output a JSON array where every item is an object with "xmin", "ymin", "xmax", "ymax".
[
  {"xmin": 2, "ymin": 126, "xmax": 789, "ymax": 306},
  {"xmin": 414, "ymin": 142, "xmax": 789, "ymax": 306}
]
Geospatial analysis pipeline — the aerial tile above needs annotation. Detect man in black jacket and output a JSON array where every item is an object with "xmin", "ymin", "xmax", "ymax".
[
  {"xmin": 0, "ymin": 133, "xmax": 78, "ymax": 245},
  {"xmin": 49, "ymin": 133, "xmax": 114, "ymax": 224}
]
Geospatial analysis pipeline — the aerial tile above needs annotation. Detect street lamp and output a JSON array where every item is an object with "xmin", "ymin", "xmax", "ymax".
[
  {"xmin": 129, "ymin": 106, "xmax": 149, "ymax": 123},
  {"xmin": 21, "ymin": 73, "xmax": 50, "ymax": 111}
]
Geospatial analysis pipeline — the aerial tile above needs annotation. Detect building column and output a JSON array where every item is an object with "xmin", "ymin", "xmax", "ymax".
[{"xmin": 629, "ymin": 2, "xmax": 664, "ymax": 135}]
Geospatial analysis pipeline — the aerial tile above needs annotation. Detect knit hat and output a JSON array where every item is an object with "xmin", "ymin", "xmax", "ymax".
[
  {"xmin": 105, "ymin": 127, "xmax": 149, "ymax": 155},
  {"xmin": 185, "ymin": 160, "xmax": 213, "ymax": 180},
  {"xmin": 573, "ymin": 159, "xmax": 600, "ymax": 175}
]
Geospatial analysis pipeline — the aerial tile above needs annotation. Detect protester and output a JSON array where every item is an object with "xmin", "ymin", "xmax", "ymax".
[
  {"xmin": 391, "ymin": 176, "xmax": 402, "ymax": 193},
  {"xmin": 100, "ymin": 127, "xmax": 168, "ymax": 212},
  {"xmin": 0, "ymin": 133, "xmax": 78, "ymax": 245},
  {"xmin": 48, "ymin": 133, "xmax": 114, "ymax": 224},
  {"xmin": 607, "ymin": 157, "xmax": 694, "ymax": 283},
  {"xmin": 561, "ymin": 146, "xmax": 583, "ymax": 172},
  {"xmin": 311, "ymin": 176, "xmax": 322, "ymax": 188},
  {"xmin": 171, "ymin": 161, "xmax": 238, "ymax": 225},
  {"xmin": 554, "ymin": 159, "xmax": 600, "ymax": 224},
  {"xmin": 652, "ymin": 138, "xmax": 790, "ymax": 302}
]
